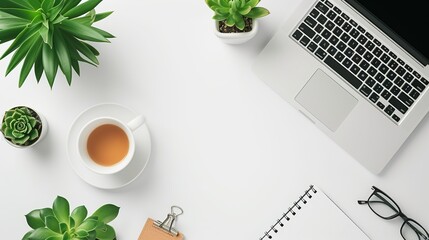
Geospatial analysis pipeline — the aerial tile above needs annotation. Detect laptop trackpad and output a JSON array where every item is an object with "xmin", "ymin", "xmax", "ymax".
[{"xmin": 295, "ymin": 69, "xmax": 358, "ymax": 132}]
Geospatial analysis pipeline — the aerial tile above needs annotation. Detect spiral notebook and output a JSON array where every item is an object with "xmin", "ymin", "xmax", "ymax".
[{"xmin": 260, "ymin": 185, "xmax": 370, "ymax": 240}]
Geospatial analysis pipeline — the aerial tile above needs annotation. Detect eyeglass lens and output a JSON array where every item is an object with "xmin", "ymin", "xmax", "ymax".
[
  {"xmin": 401, "ymin": 219, "xmax": 429, "ymax": 240},
  {"xmin": 368, "ymin": 191, "xmax": 400, "ymax": 219}
]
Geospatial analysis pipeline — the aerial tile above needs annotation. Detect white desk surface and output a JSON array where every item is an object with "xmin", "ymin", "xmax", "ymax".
[{"xmin": 1, "ymin": 0, "xmax": 428, "ymax": 239}]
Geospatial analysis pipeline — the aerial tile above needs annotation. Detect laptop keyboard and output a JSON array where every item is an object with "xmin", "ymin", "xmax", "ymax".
[{"xmin": 290, "ymin": 0, "xmax": 428, "ymax": 124}]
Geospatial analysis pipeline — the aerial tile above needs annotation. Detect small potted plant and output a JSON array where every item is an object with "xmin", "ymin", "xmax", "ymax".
[
  {"xmin": 1, "ymin": 106, "xmax": 48, "ymax": 148},
  {"xmin": 22, "ymin": 196, "xmax": 120, "ymax": 240},
  {"xmin": 0, "ymin": 0, "xmax": 114, "ymax": 88},
  {"xmin": 206, "ymin": 0, "xmax": 270, "ymax": 44}
]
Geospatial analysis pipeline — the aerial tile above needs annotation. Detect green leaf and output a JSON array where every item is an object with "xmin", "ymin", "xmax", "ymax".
[
  {"xmin": 75, "ymin": 230, "xmax": 89, "ymax": 238},
  {"xmin": 94, "ymin": 11, "xmax": 112, "ymax": 22},
  {"xmin": 42, "ymin": 42, "xmax": 59, "ymax": 87},
  {"xmin": 213, "ymin": 13, "xmax": 227, "ymax": 21},
  {"xmin": 49, "ymin": 0, "xmax": 64, "ymax": 21},
  {"xmin": 96, "ymin": 224, "xmax": 116, "ymax": 240},
  {"xmin": 45, "ymin": 215, "xmax": 61, "ymax": 233},
  {"xmin": 59, "ymin": 222, "xmax": 68, "ymax": 234},
  {"xmin": 70, "ymin": 206, "xmax": 87, "ymax": 227},
  {"xmin": 0, "ymin": 17, "xmax": 28, "ymax": 29},
  {"xmin": 53, "ymin": 31, "xmax": 72, "ymax": 84},
  {"xmin": 3, "ymin": 0, "xmax": 34, "ymax": 9},
  {"xmin": 52, "ymin": 15, "xmax": 68, "ymax": 24},
  {"xmin": 5, "ymin": 32, "xmax": 38, "ymax": 75},
  {"xmin": 247, "ymin": 0, "xmax": 259, "ymax": 8},
  {"xmin": 69, "ymin": 37, "xmax": 99, "ymax": 64},
  {"xmin": 53, "ymin": 196, "xmax": 70, "ymax": 225},
  {"xmin": 76, "ymin": 219, "xmax": 97, "ymax": 232},
  {"xmin": 27, "ymin": 0, "xmax": 41, "ymax": 9},
  {"xmin": 46, "ymin": 236, "xmax": 62, "ymax": 240},
  {"xmin": 83, "ymin": 43, "xmax": 99, "ymax": 56},
  {"xmin": 25, "ymin": 210, "xmax": 45, "ymax": 229},
  {"xmin": 59, "ymin": 19, "xmax": 108, "ymax": 42},
  {"xmin": 0, "ymin": 8, "xmax": 38, "ymax": 20},
  {"xmin": 0, "ymin": 26, "xmax": 25, "ymax": 43},
  {"xmin": 34, "ymin": 50, "xmax": 43, "ymax": 82},
  {"xmin": 90, "ymin": 204, "xmax": 119, "ymax": 224},
  {"xmin": 238, "ymin": 6, "xmax": 251, "ymax": 15},
  {"xmin": 91, "ymin": 26, "xmax": 114, "ymax": 38},
  {"xmin": 28, "ymin": 228, "xmax": 60, "ymax": 240},
  {"xmin": 40, "ymin": 208, "xmax": 55, "ymax": 220},
  {"xmin": 41, "ymin": 0, "xmax": 55, "ymax": 12},
  {"xmin": 22, "ymin": 230, "xmax": 34, "ymax": 240},
  {"xmin": 233, "ymin": 14, "xmax": 245, "ymax": 30},
  {"xmin": 63, "ymin": 0, "xmax": 102, "ymax": 19},
  {"xmin": 245, "ymin": 7, "xmax": 270, "ymax": 19},
  {"xmin": 1, "ymin": 23, "xmax": 40, "ymax": 60},
  {"xmin": 61, "ymin": 0, "xmax": 81, "ymax": 14},
  {"xmin": 226, "ymin": 15, "xmax": 235, "ymax": 26},
  {"xmin": 19, "ymin": 37, "xmax": 43, "ymax": 87}
]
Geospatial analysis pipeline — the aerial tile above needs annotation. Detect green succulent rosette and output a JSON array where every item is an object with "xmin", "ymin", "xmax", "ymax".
[
  {"xmin": 206, "ymin": 0, "xmax": 270, "ymax": 30},
  {"xmin": 1, "ymin": 107, "xmax": 41, "ymax": 146}
]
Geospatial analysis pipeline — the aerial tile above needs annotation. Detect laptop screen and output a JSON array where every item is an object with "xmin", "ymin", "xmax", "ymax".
[{"xmin": 345, "ymin": 0, "xmax": 429, "ymax": 66}]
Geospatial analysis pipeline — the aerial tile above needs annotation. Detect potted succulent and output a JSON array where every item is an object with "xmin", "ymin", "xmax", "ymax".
[
  {"xmin": 0, "ymin": 0, "xmax": 114, "ymax": 88},
  {"xmin": 1, "ymin": 106, "xmax": 48, "ymax": 148},
  {"xmin": 22, "ymin": 196, "xmax": 119, "ymax": 240},
  {"xmin": 205, "ymin": 0, "xmax": 270, "ymax": 44}
]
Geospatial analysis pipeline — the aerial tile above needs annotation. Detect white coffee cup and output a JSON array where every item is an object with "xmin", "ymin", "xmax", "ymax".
[{"xmin": 78, "ymin": 115, "xmax": 145, "ymax": 175}]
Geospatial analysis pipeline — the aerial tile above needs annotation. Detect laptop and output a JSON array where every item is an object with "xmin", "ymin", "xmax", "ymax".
[{"xmin": 253, "ymin": 0, "xmax": 429, "ymax": 174}]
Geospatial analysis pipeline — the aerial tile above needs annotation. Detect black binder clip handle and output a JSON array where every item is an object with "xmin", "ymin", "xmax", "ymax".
[{"xmin": 154, "ymin": 206, "xmax": 184, "ymax": 236}]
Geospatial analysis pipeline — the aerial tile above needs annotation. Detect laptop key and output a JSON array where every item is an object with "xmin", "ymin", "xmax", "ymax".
[
  {"xmin": 317, "ymin": 15, "xmax": 328, "ymax": 24},
  {"xmin": 388, "ymin": 60, "xmax": 398, "ymax": 70},
  {"xmin": 412, "ymin": 71, "xmax": 421, "ymax": 79},
  {"xmin": 350, "ymin": 29, "xmax": 360, "ymax": 38},
  {"xmin": 325, "ymin": 21, "xmax": 335, "ymax": 30},
  {"xmin": 398, "ymin": 92, "xmax": 414, "ymax": 107},
  {"xmin": 307, "ymin": 42, "xmax": 318, "ymax": 52},
  {"xmin": 333, "ymin": 27, "xmax": 343, "ymax": 36},
  {"xmin": 348, "ymin": 39, "xmax": 358, "ymax": 49},
  {"xmin": 363, "ymin": 52, "xmax": 373, "ymax": 61},
  {"xmin": 380, "ymin": 53, "xmax": 391, "ymax": 63},
  {"xmin": 402, "ymin": 83, "xmax": 412, "ymax": 93},
  {"xmin": 356, "ymin": 46, "xmax": 366, "ymax": 55},
  {"xmin": 397, "ymin": 58, "xmax": 405, "ymax": 65},
  {"xmin": 340, "ymin": 33, "xmax": 351, "ymax": 43},
  {"xmin": 300, "ymin": 36, "xmax": 310, "ymax": 46},
  {"xmin": 381, "ymin": 91, "xmax": 390, "ymax": 101},
  {"xmin": 357, "ymin": 26, "xmax": 365, "ymax": 33},
  {"xmin": 369, "ymin": 93, "xmax": 379, "ymax": 103},
  {"xmin": 325, "ymin": 56, "xmax": 362, "ymax": 89},
  {"xmin": 379, "ymin": 64, "xmax": 388, "ymax": 74},
  {"xmin": 374, "ymin": 83, "xmax": 383, "ymax": 93},
  {"xmin": 373, "ymin": 39, "xmax": 381, "ymax": 46},
  {"xmin": 365, "ymin": 32, "xmax": 374, "ymax": 40},
  {"xmin": 314, "ymin": 35, "xmax": 322, "ymax": 43},
  {"xmin": 368, "ymin": 67, "xmax": 377, "ymax": 76},
  {"xmin": 405, "ymin": 64, "xmax": 413, "ymax": 72},
  {"xmin": 292, "ymin": 30, "xmax": 303, "ymax": 40},
  {"xmin": 366, "ymin": 78, "xmax": 376, "ymax": 87},
  {"xmin": 421, "ymin": 78, "xmax": 429, "ymax": 85},
  {"xmin": 315, "ymin": 24, "xmax": 324, "ymax": 33},
  {"xmin": 384, "ymin": 105, "xmax": 395, "ymax": 116},
  {"xmin": 358, "ymin": 71, "xmax": 368, "ymax": 81},
  {"xmin": 373, "ymin": 47, "xmax": 383, "ymax": 57},
  {"xmin": 375, "ymin": 73, "xmax": 385, "ymax": 83},
  {"xmin": 392, "ymin": 114, "xmax": 400, "ymax": 122},
  {"xmin": 325, "ymin": 0, "xmax": 334, "ymax": 8},
  {"xmin": 381, "ymin": 45, "xmax": 389, "ymax": 53},
  {"xmin": 316, "ymin": 2, "xmax": 329, "ymax": 14},
  {"xmin": 394, "ymin": 77, "xmax": 404, "ymax": 87},
  {"xmin": 327, "ymin": 10, "xmax": 337, "ymax": 20},
  {"xmin": 359, "ymin": 60, "xmax": 369, "ymax": 70},
  {"xmin": 343, "ymin": 58, "xmax": 353, "ymax": 68},
  {"xmin": 404, "ymin": 73, "xmax": 414, "ymax": 82},
  {"xmin": 377, "ymin": 102, "xmax": 385, "ymax": 109},
  {"xmin": 382, "ymin": 79, "xmax": 393, "ymax": 90},
  {"xmin": 391, "ymin": 86, "xmax": 401, "ymax": 96},
  {"xmin": 329, "ymin": 36, "xmax": 339, "ymax": 45},
  {"xmin": 299, "ymin": 23, "xmax": 316, "ymax": 38},
  {"xmin": 360, "ymin": 84, "xmax": 372, "ymax": 97},
  {"xmin": 344, "ymin": 48, "xmax": 354, "ymax": 57},
  {"xmin": 350, "ymin": 64, "xmax": 360, "ymax": 74},
  {"xmin": 386, "ymin": 70, "xmax": 397, "ymax": 81},
  {"xmin": 411, "ymin": 79, "xmax": 425, "ymax": 92},
  {"xmin": 389, "ymin": 96, "xmax": 409, "ymax": 114},
  {"xmin": 322, "ymin": 29, "xmax": 331, "ymax": 39},
  {"xmin": 315, "ymin": 48, "xmax": 327, "ymax": 60},
  {"xmin": 342, "ymin": 22, "xmax": 352, "ymax": 32},
  {"xmin": 334, "ymin": 6, "xmax": 342, "ymax": 14},
  {"xmin": 357, "ymin": 35, "xmax": 368, "ymax": 45},
  {"xmin": 349, "ymin": 19, "xmax": 358, "ymax": 27},
  {"xmin": 320, "ymin": 39, "xmax": 329, "ymax": 49},
  {"xmin": 371, "ymin": 58, "xmax": 381, "ymax": 68},
  {"xmin": 327, "ymin": 46, "xmax": 337, "ymax": 55},
  {"xmin": 334, "ymin": 17, "xmax": 344, "ymax": 26},
  {"xmin": 389, "ymin": 52, "xmax": 397, "ymax": 59},
  {"xmin": 334, "ymin": 52, "xmax": 345, "ymax": 62},
  {"xmin": 310, "ymin": 9, "xmax": 320, "ymax": 18},
  {"xmin": 396, "ymin": 66, "xmax": 406, "ymax": 76},
  {"xmin": 337, "ymin": 41, "xmax": 347, "ymax": 51},
  {"xmin": 341, "ymin": 13, "xmax": 349, "ymax": 20},
  {"xmin": 352, "ymin": 54, "xmax": 362, "ymax": 64},
  {"xmin": 365, "ymin": 41, "xmax": 375, "ymax": 51},
  {"xmin": 305, "ymin": 16, "xmax": 317, "ymax": 28},
  {"xmin": 410, "ymin": 89, "xmax": 420, "ymax": 100}
]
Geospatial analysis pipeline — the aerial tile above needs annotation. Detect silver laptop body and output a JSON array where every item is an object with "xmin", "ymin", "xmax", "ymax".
[{"xmin": 253, "ymin": 0, "xmax": 429, "ymax": 173}]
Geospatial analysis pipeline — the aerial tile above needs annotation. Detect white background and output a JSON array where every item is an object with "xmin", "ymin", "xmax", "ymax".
[{"xmin": 1, "ymin": 0, "xmax": 428, "ymax": 239}]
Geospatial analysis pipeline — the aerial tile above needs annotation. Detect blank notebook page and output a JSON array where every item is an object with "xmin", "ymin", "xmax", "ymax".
[{"xmin": 262, "ymin": 186, "xmax": 370, "ymax": 240}]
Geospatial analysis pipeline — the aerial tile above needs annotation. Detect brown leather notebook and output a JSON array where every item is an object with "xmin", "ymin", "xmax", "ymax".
[{"xmin": 138, "ymin": 218, "xmax": 184, "ymax": 240}]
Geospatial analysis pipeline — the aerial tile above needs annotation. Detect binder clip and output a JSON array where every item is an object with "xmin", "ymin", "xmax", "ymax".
[{"xmin": 153, "ymin": 206, "xmax": 184, "ymax": 236}]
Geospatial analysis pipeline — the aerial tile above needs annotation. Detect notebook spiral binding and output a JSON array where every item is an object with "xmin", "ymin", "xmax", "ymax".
[{"xmin": 259, "ymin": 185, "xmax": 318, "ymax": 240}]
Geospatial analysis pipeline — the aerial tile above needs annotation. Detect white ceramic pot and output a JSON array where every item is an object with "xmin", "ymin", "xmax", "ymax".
[
  {"xmin": 2, "ymin": 107, "xmax": 48, "ymax": 148},
  {"xmin": 214, "ymin": 19, "xmax": 258, "ymax": 44}
]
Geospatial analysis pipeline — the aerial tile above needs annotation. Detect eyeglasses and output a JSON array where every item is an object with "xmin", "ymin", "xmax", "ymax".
[{"xmin": 358, "ymin": 186, "xmax": 428, "ymax": 240}]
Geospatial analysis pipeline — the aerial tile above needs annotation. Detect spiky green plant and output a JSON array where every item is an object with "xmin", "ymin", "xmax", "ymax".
[
  {"xmin": 23, "ymin": 196, "xmax": 120, "ymax": 240},
  {"xmin": 205, "ymin": 0, "xmax": 270, "ymax": 30},
  {"xmin": 1, "ymin": 106, "xmax": 41, "ymax": 146},
  {"xmin": 0, "ymin": 0, "xmax": 114, "ymax": 88}
]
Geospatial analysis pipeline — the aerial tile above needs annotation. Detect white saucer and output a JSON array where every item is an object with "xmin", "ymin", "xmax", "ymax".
[{"xmin": 67, "ymin": 103, "xmax": 151, "ymax": 189}]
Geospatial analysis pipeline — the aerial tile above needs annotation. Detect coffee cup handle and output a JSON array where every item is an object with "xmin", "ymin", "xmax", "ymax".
[{"xmin": 127, "ymin": 115, "xmax": 145, "ymax": 132}]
